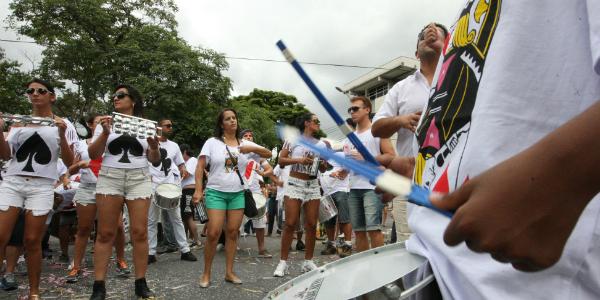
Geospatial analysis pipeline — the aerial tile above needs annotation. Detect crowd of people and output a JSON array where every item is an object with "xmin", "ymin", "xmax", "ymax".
[{"xmin": 1, "ymin": 1, "xmax": 600, "ymax": 299}]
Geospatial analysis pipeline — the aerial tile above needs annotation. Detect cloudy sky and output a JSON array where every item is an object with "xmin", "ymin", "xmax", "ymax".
[{"xmin": 0, "ymin": 0, "xmax": 464, "ymax": 140}]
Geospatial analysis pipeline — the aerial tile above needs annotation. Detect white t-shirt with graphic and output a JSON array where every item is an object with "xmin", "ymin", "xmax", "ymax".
[
  {"xmin": 92, "ymin": 124, "xmax": 149, "ymax": 169},
  {"xmin": 343, "ymin": 129, "xmax": 380, "ymax": 190},
  {"xmin": 149, "ymin": 139, "xmax": 184, "ymax": 185},
  {"xmin": 200, "ymin": 137, "xmax": 261, "ymax": 193},
  {"xmin": 373, "ymin": 70, "xmax": 429, "ymax": 156},
  {"xmin": 180, "ymin": 156, "xmax": 198, "ymax": 187},
  {"xmin": 284, "ymin": 138, "xmax": 326, "ymax": 177},
  {"xmin": 408, "ymin": 1, "xmax": 600, "ymax": 299}
]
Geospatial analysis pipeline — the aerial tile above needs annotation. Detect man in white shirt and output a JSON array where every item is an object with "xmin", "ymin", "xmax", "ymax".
[
  {"xmin": 344, "ymin": 97, "xmax": 395, "ymax": 252},
  {"xmin": 147, "ymin": 119, "xmax": 197, "ymax": 263}
]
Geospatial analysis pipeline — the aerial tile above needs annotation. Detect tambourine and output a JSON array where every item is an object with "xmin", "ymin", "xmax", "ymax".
[
  {"xmin": 1, "ymin": 113, "xmax": 55, "ymax": 127},
  {"xmin": 111, "ymin": 112, "xmax": 162, "ymax": 138}
]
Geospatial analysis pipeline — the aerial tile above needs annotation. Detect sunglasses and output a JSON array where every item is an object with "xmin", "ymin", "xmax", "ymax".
[
  {"xmin": 311, "ymin": 119, "xmax": 320, "ymax": 125},
  {"xmin": 347, "ymin": 106, "xmax": 364, "ymax": 114},
  {"xmin": 25, "ymin": 88, "xmax": 52, "ymax": 95},
  {"xmin": 112, "ymin": 92, "xmax": 130, "ymax": 99}
]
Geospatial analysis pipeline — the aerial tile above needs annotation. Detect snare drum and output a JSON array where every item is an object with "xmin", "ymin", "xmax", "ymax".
[
  {"xmin": 251, "ymin": 193, "xmax": 267, "ymax": 220},
  {"xmin": 265, "ymin": 242, "xmax": 435, "ymax": 300},
  {"xmin": 154, "ymin": 183, "xmax": 181, "ymax": 210},
  {"xmin": 318, "ymin": 194, "xmax": 338, "ymax": 223}
]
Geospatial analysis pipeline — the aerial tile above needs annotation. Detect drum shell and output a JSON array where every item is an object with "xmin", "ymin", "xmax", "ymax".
[
  {"xmin": 251, "ymin": 193, "xmax": 267, "ymax": 220},
  {"xmin": 154, "ymin": 184, "xmax": 182, "ymax": 210},
  {"xmin": 194, "ymin": 202, "xmax": 209, "ymax": 224},
  {"xmin": 318, "ymin": 195, "xmax": 338, "ymax": 223}
]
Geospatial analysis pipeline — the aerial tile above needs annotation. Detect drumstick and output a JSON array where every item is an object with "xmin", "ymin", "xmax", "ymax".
[
  {"xmin": 276, "ymin": 40, "xmax": 380, "ymax": 166},
  {"xmin": 279, "ymin": 126, "xmax": 453, "ymax": 218}
]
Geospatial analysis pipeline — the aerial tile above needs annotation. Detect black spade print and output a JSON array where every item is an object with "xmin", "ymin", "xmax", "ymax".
[
  {"xmin": 108, "ymin": 135, "xmax": 144, "ymax": 163},
  {"xmin": 16, "ymin": 132, "xmax": 52, "ymax": 172},
  {"xmin": 151, "ymin": 148, "xmax": 172, "ymax": 176}
]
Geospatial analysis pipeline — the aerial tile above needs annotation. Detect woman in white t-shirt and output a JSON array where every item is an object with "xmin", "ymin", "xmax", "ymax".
[
  {"xmin": 0, "ymin": 78, "xmax": 76, "ymax": 300},
  {"xmin": 192, "ymin": 108, "xmax": 271, "ymax": 288},
  {"xmin": 273, "ymin": 113, "xmax": 327, "ymax": 277},
  {"xmin": 87, "ymin": 84, "xmax": 160, "ymax": 299},
  {"xmin": 179, "ymin": 143, "xmax": 201, "ymax": 248}
]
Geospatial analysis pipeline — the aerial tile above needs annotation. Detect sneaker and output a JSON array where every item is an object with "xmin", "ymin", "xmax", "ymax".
[
  {"xmin": 320, "ymin": 243, "xmax": 337, "ymax": 255},
  {"xmin": 257, "ymin": 250, "xmax": 273, "ymax": 258},
  {"xmin": 295, "ymin": 240, "xmax": 305, "ymax": 251},
  {"xmin": 301, "ymin": 260, "xmax": 318, "ymax": 273},
  {"xmin": 66, "ymin": 268, "xmax": 81, "ymax": 284},
  {"xmin": 134, "ymin": 278, "xmax": 155, "ymax": 299},
  {"xmin": 147, "ymin": 255, "xmax": 157, "ymax": 265},
  {"xmin": 181, "ymin": 251, "xmax": 198, "ymax": 262},
  {"xmin": 1, "ymin": 273, "xmax": 18, "ymax": 291},
  {"xmin": 115, "ymin": 260, "xmax": 131, "ymax": 277},
  {"xmin": 190, "ymin": 241, "xmax": 203, "ymax": 250},
  {"xmin": 339, "ymin": 244, "xmax": 353, "ymax": 258},
  {"xmin": 273, "ymin": 260, "xmax": 289, "ymax": 277},
  {"xmin": 157, "ymin": 245, "xmax": 177, "ymax": 254}
]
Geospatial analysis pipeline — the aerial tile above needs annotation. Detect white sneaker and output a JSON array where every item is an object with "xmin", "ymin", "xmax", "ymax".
[
  {"xmin": 273, "ymin": 260, "xmax": 289, "ymax": 277},
  {"xmin": 301, "ymin": 260, "xmax": 318, "ymax": 273}
]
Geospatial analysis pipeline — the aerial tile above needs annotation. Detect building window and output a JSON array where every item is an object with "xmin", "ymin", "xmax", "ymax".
[{"xmin": 367, "ymin": 84, "xmax": 388, "ymax": 100}]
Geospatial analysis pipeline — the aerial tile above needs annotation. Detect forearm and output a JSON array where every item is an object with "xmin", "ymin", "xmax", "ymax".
[
  {"xmin": 147, "ymin": 147, "xmax": 160, "ymax": 164},
  {"xmin": 68, "ymin": 162, "xmax": 83, "ymax": 175},
  {"xmin": 278, "ymin": 157, "xmax": 298, "ymax": 166},
  {"xmin": 253, "ymin": 146, "xmax": 272, "ymax": 158},
  {"xmin": 60, "ymin": 135, "xmax": 75, "ymax": 167},
  {"xmin": 88, "ymin": 134, "xmax": 108, "ymax": 159},
  {"xmin": 372, "ymin": 117, "xmax": 403, "ymax": 138},
  {"xmin": 0, "ymin": 137, "xmax": 10, "ymax": 161},
  {"xmin": 194, "ymin": 160, "xmax": 205, "ymax": 192}
]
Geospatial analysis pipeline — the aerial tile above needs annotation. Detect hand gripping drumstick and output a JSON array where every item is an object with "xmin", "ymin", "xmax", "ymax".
[
  {"xmin": 276, "ymin": 40, "xmax": 380, "ymax": 166},
  {"xmin": 279, "ymin": 125, "xmax": 453, "ymax": 218}
]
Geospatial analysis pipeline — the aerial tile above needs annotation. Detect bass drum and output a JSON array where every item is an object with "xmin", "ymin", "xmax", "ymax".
[{"xmin": 251, "ymin": 192, "xmax": 267, "ymax": 220}]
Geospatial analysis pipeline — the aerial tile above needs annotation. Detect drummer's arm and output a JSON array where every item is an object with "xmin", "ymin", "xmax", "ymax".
[
  {"xmin": 192, "ymin": 156, "xmax": 206, "ymax": 203},
  {"xmin": 178, "ymin": 163, "xmax": 189, "ymax": 179},
  {"xmin": 277, "ymin": 148, "xmax": 297, "ymax": 167}
]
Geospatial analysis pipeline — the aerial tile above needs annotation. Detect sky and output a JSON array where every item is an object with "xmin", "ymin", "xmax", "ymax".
[{"xmin": 0, "ymin": 0, "xmax": 464, "ymax": 140}]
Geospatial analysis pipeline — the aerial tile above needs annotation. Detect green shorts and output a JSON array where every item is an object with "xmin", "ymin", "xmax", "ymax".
[{"xmin": 205, "ymin": 188, "xmax": 245, "ymax": 210}]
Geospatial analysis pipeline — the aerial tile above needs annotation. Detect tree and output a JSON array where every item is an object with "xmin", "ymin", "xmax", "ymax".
[{"xmin": 0, "ymin": 48, "xmax": 31, "ymax": 115}]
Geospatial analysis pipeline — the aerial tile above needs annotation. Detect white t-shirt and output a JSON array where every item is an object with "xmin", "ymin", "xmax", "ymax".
[
  {"xmin": 180, "ymin": 156, "xmax": 198, "ymax": 187},
  {"xmin": 373, "ymin": 70, "xmax": 429, "ymax": 157},
  {"xmin": 343, "ymin": 129, "xmax": 380, "ymax": 190},
  {"xmin": 74, "ymin": 140, "xmax": 98, "ymax": 184},
  {"xmin": 92, "ymin": 124, "xmax": 149, "ymax": 169},
  {"xmin": 408, "ymin": 1, "xmax": 600, "ymax": 299},
  {"xmin": 149, "ymin": 139, "xmax": 184, "ymax": 185},
  {"xmin": 246, "ymin": 159, "xmax": 269, "ymax": 194},
  {"xmin": 200, "ymin": 137, "xmax": 261, "ymax": 193},
  {"xmin": 284, "ymin": 138, "xmax": 326, "ymax": 177},
  {"xmin": 319, "ymin": 152, "xmax": 349, "ymax": 196},
  {"xmin": 273, "ymin": 164, "xmax": 290, "ymax": 201}
]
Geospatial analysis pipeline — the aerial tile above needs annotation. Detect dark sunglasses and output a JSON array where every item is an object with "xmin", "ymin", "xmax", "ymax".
[
  {"xmin": 347, "ymin": 106, "xmax": 364, "ymax": 114},
  {"xmin": 25, "ymin": 88, "xmax": 52, "ymax": 95},
  {"xmin": 311, "ymin": 119, "xmax": 320, "ymax": 125},
  {"xmin": 112, "ymin": 92, "xmax": 130, "ymax": 99}
]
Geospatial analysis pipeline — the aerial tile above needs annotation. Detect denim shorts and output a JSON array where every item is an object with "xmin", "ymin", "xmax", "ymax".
[
  {"xmin": 95, "ymin": 167, "xmax": 152, "ymax": 200},
  {"xmin": 205, "ymin": 188, "xmax": 245, "ymax": 210},
  {"xmin": 0, "ymin": 176, "xmax": 55, "ymax": 216},
  {"xmin": 347, "ymin": 189, "xmax": 383, "ymax": 231},
  {"xmin": 324, "ymin": 191, "xmax": 351, "ymax": 227},
  {"xmin": 284, "ymin": 177, "xmax": 321, "ymax": 202},
  {"xmin": 73, "ymin": 183, "xmax": 97, "ymax": 206}
]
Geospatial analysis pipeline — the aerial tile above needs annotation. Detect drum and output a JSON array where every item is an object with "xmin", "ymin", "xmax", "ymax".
[
  {"xmin": 154, "ymin": 183, "xmax": 181, "ymax": 210},
  {"xmin": 251, "ymin": 193, "xmax": 267, "ymax": 220},
  {"xmin": 265, "ymin": 242, "xmax": 435, "ymax": 300},
  {"xmin": 194, "ymin": 201, "xmax": 209, "ymax": 224},
  {"xmin": 318, "ymin": 194, "xmax": 338, "ymax": 223}
]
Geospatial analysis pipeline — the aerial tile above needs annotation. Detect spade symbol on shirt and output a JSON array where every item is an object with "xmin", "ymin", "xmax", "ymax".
[
  {"xmin": 107, "ymin": 135, "xmax": 143, "ymax": 163},
  {"xmin": 151, "ymin": 148, "xmax": 171, "ymax": 176},
  {"xmin": 15, "ymin": 132, "xmax": 52, "ymax": 172}
]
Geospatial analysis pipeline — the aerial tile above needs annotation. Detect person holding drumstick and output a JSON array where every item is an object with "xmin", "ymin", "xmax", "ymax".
[
  {"xmin": 193, "ymin": 108, "xmax": 271, "ymax": 287},
  {"xmin": 273, "ymin": 113, "xmax": 327, "ymax": 277},
  {"xmin": 0, "ymin": 78, "xmax": 76, "ymax": 299},
  {"xmin": 88, "ymin": 84, "xmax": 160, "ymax": 300}
]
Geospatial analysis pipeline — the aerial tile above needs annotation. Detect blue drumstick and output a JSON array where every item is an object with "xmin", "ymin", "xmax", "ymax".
[
  {"xmin": 279, "ymin": 126, "xmax": 453, "ymax": 218},
  {"xmin": 276, "ymin": 40, "xmax": 380, "ymax": 166}
]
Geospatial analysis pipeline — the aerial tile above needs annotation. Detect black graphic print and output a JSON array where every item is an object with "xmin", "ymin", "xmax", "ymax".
[
  {"xmin": 108, "ymin": 135, "xmax": 144, "ymax": 163},
  {"xmin": 16, "ymin": 132, "xmax": 51, "ymax": 172},
  {"xmin": 152, "ymin": 148, "xmax": 172, "ymax": 176}
]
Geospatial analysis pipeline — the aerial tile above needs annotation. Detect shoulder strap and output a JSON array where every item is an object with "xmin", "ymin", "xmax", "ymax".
[{"xmin": 225, "ymin": 145, "xmax": 245, "ymax": 187}]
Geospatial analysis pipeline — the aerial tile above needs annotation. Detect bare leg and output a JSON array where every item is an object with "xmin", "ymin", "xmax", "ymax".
[
  {"xmin": 224, "ymin": 209, "xmax": 244, "ymax": 280},
  {"xmin": 302, "ymin": 199, "xmax": 320, "ymax": 260},
  {"xmin": 5, "ymin": 246, "xmax": 22, "ymax": 273},
  {"xmin": 255, "ymin": 228, "xmax": 266, "ymax": 252},
  {"xmin": 94, "ymin": 195, "xmax": 124, "ymax": 280},
  {"xmin": 23, "ymin": 211, "xmax": 50, "ymax": 297},
  {"xmin": 184, "ymin": 214, "xmax": 199, "ymax": 244},
  {"xmin": 200, "ymin": 209, "xmax": 226, "ymax": 284},
  {"xmin": 368, "ymin": 230, "xmax": 384, "ymax": 249},
  {"xmin": 0, "ymin": 207, "xmax": 21, "ymax": 272},
  {"xmin": 72, "ymin": 204, "xmax": 96, "ymax": 270},
  {"xmin": 115, "ymin": 217, "xmax": 126, "ymax": 262},
  {"xmin": 340, "ymin": 223, "xmax": 353, "ymax": 243},
  {"xmin": 280, "ymin": 198, "xmax": 301, "ymax": 260},
  {"xmin": 355, "ymin": 232, "xmax": 370, "ymax": 252},
  {"xmin": 125, "ymin": 198, "xmax": 151, "ymax": 279}
]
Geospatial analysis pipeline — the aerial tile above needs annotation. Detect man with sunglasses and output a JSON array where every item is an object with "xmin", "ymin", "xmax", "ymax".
[
  {"xmin": 343, "ymin": 96, "xmax": 395, "ymax": 253},
  {"xmin": 147, "ymin": 119, "xmax": 197, "ymax": 264}
]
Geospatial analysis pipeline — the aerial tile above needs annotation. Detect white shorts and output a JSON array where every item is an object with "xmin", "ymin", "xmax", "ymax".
[
  {"xmin": 252, "ymin": 214, "xmax": 267, "ymax": 229},
  {"xmin": 0, "ymin": 176, "xmax": 55, "ymax": 216},
  {"xmin": 284, "ymin": 177, "xmax": 321, "ymax": 202}
]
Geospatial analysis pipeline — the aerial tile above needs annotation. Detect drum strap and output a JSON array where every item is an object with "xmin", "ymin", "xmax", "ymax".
[{"xmin": 225, "ymin": 145, "xmax": 246, "ymax": 188}]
